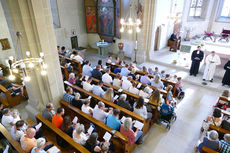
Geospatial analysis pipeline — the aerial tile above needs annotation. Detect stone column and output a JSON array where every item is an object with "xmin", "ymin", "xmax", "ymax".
[
  {"xmin": 6, "ymin": 0, "xmax": 64, "ymax": 121},
  {"xmin": 135, "ymin": 0, "xmax": 156, "ymax": 64}
]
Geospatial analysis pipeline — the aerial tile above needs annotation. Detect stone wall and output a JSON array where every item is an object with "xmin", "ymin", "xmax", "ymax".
[
  {"xmin": 0, "ymin": 1, "xmax": 15, "ymax": 65},
  {"xmin": 55, "ymin": 0, "xmax": 88, "ymax": 49}
]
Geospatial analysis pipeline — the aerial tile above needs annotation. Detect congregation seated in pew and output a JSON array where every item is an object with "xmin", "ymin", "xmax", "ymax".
[
  {"xmin": 113, "ymin": 73, "xmax": 122, "ymax": 88},
  {"xmin": 134, "ymin": 97, "xmax": 152, "ymax": 120},
  {"xmin": 103, "ymin": 88, "xmax": 115, "ymax": 102},
  {"xmin": 83, "ymin": 76, "xmax": 93, "ymax": 92},
  {"xmin": 73, "ymin": 123, "xmax": 89, "ymax": 145},
  {"xmin": 81, "ymin": 100, "xmax": 93, "ymax": 115},
  {"xmin": 102, "ymin": 69, "xmax": 113, "ymax": 84},
  {"xmin": 92, "ymin": 81, "xmax": 105, "ymax": 97},
  {"xmin": 106, "ymin": 109, "xmax": 121, "ymax": 131},
  {"xmin": 115, "ymin": 94, "xmax": 133, "ymax": 112},
  {"xmin": 92, "ymin": 65, "xmax": 103, "ymax": 81},
  {"xmin": 52, "ymin": 107, "xmax": 65, "ymax": 129},
  {"xmin": 42, "ymin": 103, "xmax": 55, "ymax": 122},
  {"xmin": 92, "ymin": 101, "xmax": 113, "ymax": 123},
  {"xmin": 150, "ymin": 74, "xmax": 164, "ymax": 90},
  {"xmin": 83, "ymin": 60, "xmax": 93, "ymax": 77}
]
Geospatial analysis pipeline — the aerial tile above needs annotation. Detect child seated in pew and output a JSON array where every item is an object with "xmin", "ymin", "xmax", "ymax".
[
  {"xmin": 160, "ymin": 70, "xmax": 166, "ymax": 78},
  {"xmin": 120, "ymin": 117, "xmax": 143, "ymax": 145},
  {"xmin": 171, "ymin": 74, "xmax": 177, "ymax": 82},
  {"xmin": 148, "ymin": 67, "xmax": 154, "ymax": 75},
  {"xmin": 153, "ymin": 67, "xmax": 159, "ymax": 75},
  {"xmin": 73, "ymin": 123, "xmax": 89, "ymax": 145},
  {"xmin": 175, "ymin": 77, "xmax": 185, "ymax": 100},
  {"xmin": 81, "ymin": 100, "xmax": 93, "ymax": 115},
  {"xmin": 165, "ymin": 85, "xmax": 177, "ymax": 108}
]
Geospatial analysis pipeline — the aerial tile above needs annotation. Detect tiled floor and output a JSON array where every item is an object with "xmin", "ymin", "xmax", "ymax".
[{"xmin": 83, "ymin": 49, "xmax": 223, "ymax": 153}]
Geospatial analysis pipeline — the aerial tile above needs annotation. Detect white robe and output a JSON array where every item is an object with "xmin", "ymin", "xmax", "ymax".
[{"xmin": 203, "ymin": 54, "xmax": 221, "ymax": 80}]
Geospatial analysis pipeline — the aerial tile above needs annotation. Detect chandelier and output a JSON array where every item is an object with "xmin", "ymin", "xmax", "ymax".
[
  {"xmin": 8, "ymin": 32, "xmax": 47, "ymax": 82},
  {"xmin": 120, "ymin": 2, "xmax": 141, "ymax": 34}
]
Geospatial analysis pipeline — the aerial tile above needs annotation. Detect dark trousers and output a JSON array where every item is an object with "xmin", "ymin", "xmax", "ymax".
[{"xmin": 190, "ymin": 61, "xmax": 200, "ymax": 75}]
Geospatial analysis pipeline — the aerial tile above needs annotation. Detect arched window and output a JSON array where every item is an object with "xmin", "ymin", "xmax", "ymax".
[
  {"xmin": 189, "ymin": 0, "xmax": 203, "ymax": 17},
  {"xmin": 50, "ymin": 0, "xmax": 60, "ymax": 28}
]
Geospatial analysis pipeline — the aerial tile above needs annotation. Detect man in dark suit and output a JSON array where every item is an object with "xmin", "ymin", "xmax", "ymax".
[
  {"xmin": 189, "ymin": 46, "xmax": 204, "ymax": 76},
  {"xmin": 91, "ymin": 65, "xmax": 102, "ymax": 80}
]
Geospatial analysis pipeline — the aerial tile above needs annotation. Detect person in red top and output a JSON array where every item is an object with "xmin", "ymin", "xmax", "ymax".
[
  {"xmin": 52, "ymin": 107, "xmax": 65, "ymax": 129},
  {"xmin": 120, "ymin": 117, "xmax": 143, "ymax": 145},
  {"xmin": 175, "ymin": 77, "xmax": 184, "ymax": 100}
]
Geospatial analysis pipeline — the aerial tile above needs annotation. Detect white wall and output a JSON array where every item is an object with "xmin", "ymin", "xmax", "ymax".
[
  {"xmin": 0, "ymin": 1, "xmax": 15, "ymax": 65},
  {"xmin": 55, "ymin": 0, "xmax": 88, "ymax": 49}
]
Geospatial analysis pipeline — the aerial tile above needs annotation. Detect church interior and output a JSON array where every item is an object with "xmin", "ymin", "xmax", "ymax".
[{"xmin": 0, "ymin": 0, "xmax": 230, "ymax": 153}]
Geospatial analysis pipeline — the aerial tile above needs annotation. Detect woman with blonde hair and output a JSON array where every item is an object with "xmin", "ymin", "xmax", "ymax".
[
  {"xmin": 103, "ymin": 88, "xmax": 114, "ymax": 102},
  {"xmin": 151, "ymin": 74, "xmax": 164, "ymax": 89},
  {"xmin": 149, "ymin": 89, "xmax": 163, "ymax": 106},
  {"xmin": 166, "ymin": 85, "xmax": 174, "ymax": 105}
]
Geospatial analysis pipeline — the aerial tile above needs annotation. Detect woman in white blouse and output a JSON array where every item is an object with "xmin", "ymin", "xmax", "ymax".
[
  {"xmin": 113, "ymin": 73, "xmax": 122, "ymax": 88},
  {"xmin": 134, "ymin": 97, "xmax": 152, "ymax": 120},
  {"xmin": 73, "ymin": 123, "xmax": 89, "ymax": 145},
  {"xmin": 81, "ymin": 100, "xmax": 93, "ymax": 115},
  {"xmin": 129, "ymin": 82, "xmax": 139, "ymax": 95}
]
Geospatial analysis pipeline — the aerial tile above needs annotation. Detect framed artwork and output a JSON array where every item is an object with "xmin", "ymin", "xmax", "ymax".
[
  {"xmin": 97, "ymin": 0, "xmax": 115, "ymax": 42},
  {"xmin": 0, "ymin": 38, "xmax": 11, "ymax": 50},
  {"xmin": 85, "ymin": 0, "xmax": 97, "ymax": 33},
  {"xmin": 115, "ymin": 0, "xmax": 121, "ymax": 39}
]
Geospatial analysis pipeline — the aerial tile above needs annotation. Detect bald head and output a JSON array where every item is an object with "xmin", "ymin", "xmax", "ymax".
[{"xmin": 26, "ymin": 128, "xmax": 36, "ymax": 138}]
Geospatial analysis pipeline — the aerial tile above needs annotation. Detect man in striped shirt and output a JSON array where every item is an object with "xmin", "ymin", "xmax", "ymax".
[
  {"xmin": 62, "ymin": 87, "xmax": 75, "ymax": 103},
  {"xmin": 220, "ymin": 134, "xmax": 230, "ymax": 153}
]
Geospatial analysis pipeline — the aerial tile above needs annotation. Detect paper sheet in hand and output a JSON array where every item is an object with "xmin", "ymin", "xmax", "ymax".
[
  {"xmin": 144, "ymin": 99, "xmax": 149, "ymax": 103},
  {"xmin": 114, "ymin": 95, "xmax": 119, "ymax": 100},
  {"xmin": 72, "ymin": 116, "xmax": 78, "ymax": 124},
  {"xmin": 112, "ymin": 63, "xmax": 115, "ymax": 65},
  {"xmin": 88, "ymin": 96, "xmax": 92, "ymax": 99},
  {"xmin": 118, "ymin": 89, "xmax": 123, "ymax": 92},
  {"xmin": 35, "ymin": 123, "xmax": 42, "ymax": 130},
  {"xmin": 137, "ymin": 83, "xmax": 142, "ymax": 88},
  {"xmin": 87, "ymin": 126, "xmax": 94, "ymax": 135},
  {"xmin": 94, "ymin": 104, "xmax": 98, "ymax": 109},
  {"xmin": 103, "ymin": 132, "xmax": 112, "ymax": 141},
  {"xmin": 47, "ymin": 146, "xmax": 60, "ymax": 153},
  {"xmin": 134, "ymin": 120, "xmax": 144, "ymax": 130},
  {"xmin": 121, "ymin": 116, "xmax": 126, "ymax": 123}
]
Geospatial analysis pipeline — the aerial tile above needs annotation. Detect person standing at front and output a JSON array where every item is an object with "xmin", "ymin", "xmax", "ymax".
[
  {"xmin": 203, "ymin": 51, "xmax": 221, "ymax": 82},
  {"xmin": 190, "ymin": 46, "xmax": 204, "ymax": 76}
]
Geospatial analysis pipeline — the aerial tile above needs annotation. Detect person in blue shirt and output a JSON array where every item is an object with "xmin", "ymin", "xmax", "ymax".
[
  {"xmin": 92, "ymin": 81, "xmax": 105, "ymax": 97},
  {"xmin": 82, "ymin": 60, "xmax": 93, "ymax": 77},
  {"xmin": 106, "ymin": 109, "xmax": 121, "ymax": 131},
  {"xmin": 120, "ymin": 64, "xmax": 130, "ymax": 77},
  {"xmin": 62, "ymin": 87, "xmax": 75, "ymax": 103}
]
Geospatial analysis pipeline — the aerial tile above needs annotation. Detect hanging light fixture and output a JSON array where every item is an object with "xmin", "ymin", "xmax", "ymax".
[
  {"xmin": 120, "ymin": 1, "xmax": 141, "ymax": 34},
  {"xmin": 8, "ymin": 32, "xmax": 47, "ymax": 82}
]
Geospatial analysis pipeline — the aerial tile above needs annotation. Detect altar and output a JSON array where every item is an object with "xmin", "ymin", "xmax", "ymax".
[{"xmin": 93, "ymin": 41, "xmax": 111, "ymax": 57}]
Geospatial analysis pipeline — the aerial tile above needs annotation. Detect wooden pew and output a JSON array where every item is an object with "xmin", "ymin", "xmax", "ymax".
[
  {"xmin": 201, "ymin": 146, "xmax": 218, "ymax": 153},
  {"xmin": 60, "ymin": 65, "xmax": 69, "ymax": 81},
  {"xmin": 106, "ymin": 62, "xmax": 177, "ymax": 96},
  {"xmin": 0, "ymin": 84, "xmax": 27, "ymax": 108},
  {"xmin": 209, "ymin": 124, "xmax": 230, "ymax": 135},
  {"xmin": 0, "ymin": 123, "xmax": 27, "ymax": 153},
  {"xmin": 60, "ymin": 100, "xmax": 137, "ymax": 153},
  {"xmin": 90, "ymin": 76, "xmax": 159, "ymax": 124},
  {"xmin": 59, "ymin": 54, "xmax": 82, "ymax": 74},
  {"xmin": 36, "ymin": 114, "xmax": 90, "ymax": 153},
  {"xmin": 63, "ymin": 81, "xmax": 152, "ymax": 136}
]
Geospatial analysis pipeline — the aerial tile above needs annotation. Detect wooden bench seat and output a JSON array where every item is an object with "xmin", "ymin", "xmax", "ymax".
[
  {"xmin": 0, "ymin": 123, "xmax": 27, "ymax": 153},
  {"xmin": 60, "ymin": 100, "xmax": 137, "ymax": 153},
  {"xmin": 201, "ymin": 146, "xmax": 218, "ymax": 153},
  {"xmin": 36, "ymin": 114, "xmax": 90, "ymax": 153},
  {"xmin": 63, "ymin": 81, "xmax": 152, "ymax": 135},
  {"xmin": 59, "ymin": 54, "xmax": 82, "ymax": 74},
  {"xmin": 106, "ymin": 62, "xmax": 177, "ymax": 96}
]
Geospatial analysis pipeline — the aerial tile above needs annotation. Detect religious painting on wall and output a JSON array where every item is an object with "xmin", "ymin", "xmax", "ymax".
[
  {"xmin": 97, "ymin": 0, "xmax": 115, "ymax": 42},
  {"xmin": 85, "ymin": 0, "xmax": 97, "ymax": 33},
  {"xmin": 0, "ymin": 38, "xmax": 11, "ymax": 50},
  {"xmin": 115, "ymin": 0, "xmax": 121, "ymax": 39}
]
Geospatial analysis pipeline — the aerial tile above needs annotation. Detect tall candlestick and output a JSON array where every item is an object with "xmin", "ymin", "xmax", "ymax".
[{"xmin": 135, "ymin": 40, "xmax": 137, "ymax": 50}]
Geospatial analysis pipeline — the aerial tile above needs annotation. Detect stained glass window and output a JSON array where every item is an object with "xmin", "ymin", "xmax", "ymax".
[
  {"xmin": 220, "ymin": 0, "xmax": 230, "ymax": 17},
  {"xmin": 189, "ymin": 0, "xmax": 203, "ymax": 17}
]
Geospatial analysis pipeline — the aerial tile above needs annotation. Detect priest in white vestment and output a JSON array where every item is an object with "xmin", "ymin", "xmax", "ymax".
[{"xmin": 203, "ymin": 51, "xmax": 221, "ymax": 82}]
